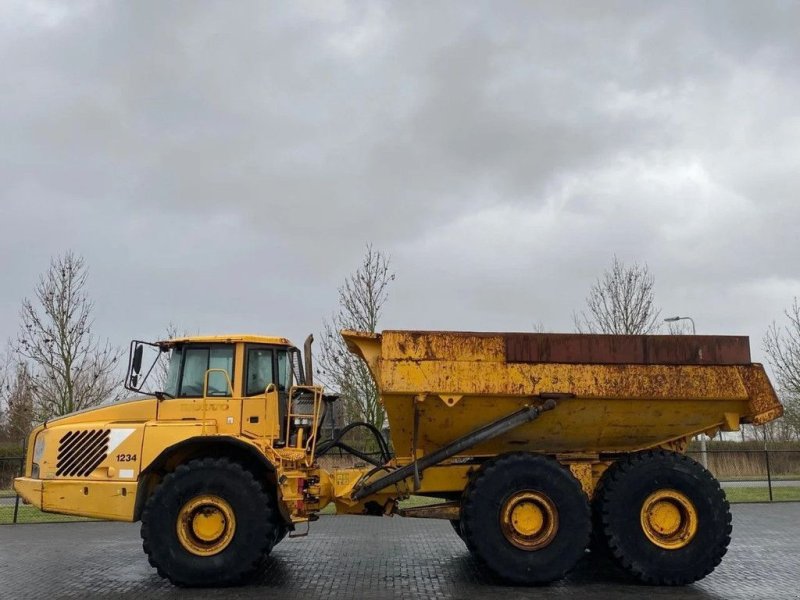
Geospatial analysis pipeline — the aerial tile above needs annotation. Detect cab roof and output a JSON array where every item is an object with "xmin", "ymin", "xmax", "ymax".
[{"xmin": 160, "ymin": 334, "xmax": 294, "ymax": 346}]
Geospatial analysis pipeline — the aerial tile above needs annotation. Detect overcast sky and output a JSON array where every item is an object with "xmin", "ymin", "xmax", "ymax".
[{"xmin": 1, "ymin": 1, "xmax": 799, "ymax": 365}]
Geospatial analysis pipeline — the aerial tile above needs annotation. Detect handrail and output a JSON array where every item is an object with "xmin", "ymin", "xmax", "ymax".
[
  {"xmin": 285, "ymin": 384, "xmax": 324, "ymax": 465},
  {"xmin": 201, "ymin": 368, "xmax": 234, "ymax": 436}
]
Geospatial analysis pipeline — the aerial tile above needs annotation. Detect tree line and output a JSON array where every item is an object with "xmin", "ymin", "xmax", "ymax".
[{"xmin": 2, "ymin": 250, "xmax": 799, "ymax": 448}]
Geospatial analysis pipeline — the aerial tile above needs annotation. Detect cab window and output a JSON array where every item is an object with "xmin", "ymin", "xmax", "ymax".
[
  {"xmin": 277, "ymin": 350, "xmax": 290, "ymax": 391},
  {"xmin": 163, "ymin": 347, "xmax": 182, "ymax": 398},
  {"xmin": 178, "ymin": 345, "xmax": 234, "ymax": 397},
  {"xmin": 246, "ymin": 348, "xmax": 274, "ymax": 396}
]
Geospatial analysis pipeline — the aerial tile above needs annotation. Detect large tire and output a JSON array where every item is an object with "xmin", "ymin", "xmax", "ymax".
[
  {"xmin": 141, "ymin": 457, "xmax": 278, "ymax": 586},
  {"xmin": 272, "ymin": 522, "xmax": 290, "ymax": 547},
  {"xmin": 589, "ymin": 471, "xmax": 611, "ymax": 557},
  {"xmin": 461, "ymin": 452, "xmax": 591, "ymax": 585},
  {"xmin": 595, "ymin": 450, "xmax": 731, "ymax": 585},
  {"xmin": 450, "ymin": 519, "xmax": 464, "ymax": 541}
]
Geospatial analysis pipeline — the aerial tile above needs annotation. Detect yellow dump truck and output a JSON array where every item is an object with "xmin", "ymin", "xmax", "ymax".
[{"xmin": 15, "ymin": 330, "xmax": 783, "ymax": 587}]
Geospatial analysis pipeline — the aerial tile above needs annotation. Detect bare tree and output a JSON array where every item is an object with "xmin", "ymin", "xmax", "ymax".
[
  {"xmin": 0, "ymin": 354, "xmax": 13, "ymax": 441},
  {"xmin": 13, "ymin": 252, "xmax": 122, "ymax": 420},
  {"xmin": 574, "ymin": 256, "xmax": 661, "ymax": 334},
  {"xmin": 0, "ymin": 358, "xmax": 34, "ymax": 445},
  {"xmin": 318, "ymin": 245, "xmax": 394, "ymax": 430},
  {"xmin": 763, "ymin": 297, "xmax": 800, "ymax": 440},
  {"xmin": 531, "ymin": 321, "xmax": 548, "ymax": 333},
  {"xmin": 665, "ymin": 321, "xmax": 693, "ymax": 335}
]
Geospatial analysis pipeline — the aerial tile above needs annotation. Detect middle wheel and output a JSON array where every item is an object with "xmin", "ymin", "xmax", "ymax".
[{"xmin": 461, "ymin": 452, "xmax": 591, "ymax": 585}]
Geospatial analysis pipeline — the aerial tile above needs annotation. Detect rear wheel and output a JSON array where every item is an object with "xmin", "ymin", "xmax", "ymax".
[
  {"xmin": 141, "ymin": 457, "xmax": 278, "ymax": 586},
  {"xmin": 461, "ymin": 452, "xmax": 591, "ymax": 585},
  {"xmin": 595, "ymin": 450, "xmax": 731, "ymax": 585}
]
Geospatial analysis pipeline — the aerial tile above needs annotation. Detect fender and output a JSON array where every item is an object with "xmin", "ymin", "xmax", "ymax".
[{"xmin": 134, "ymin": 435, "xmax": 277, "ymax": 520}]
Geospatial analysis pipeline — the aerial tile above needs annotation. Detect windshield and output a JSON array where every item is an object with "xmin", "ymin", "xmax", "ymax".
[{"xmin": 162, "ymin": 344, "xmax": 235, "ymax": 398}]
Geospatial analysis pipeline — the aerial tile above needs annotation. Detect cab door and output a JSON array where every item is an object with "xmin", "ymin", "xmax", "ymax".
[{"xmin": 241, "ymin": 346, "xmax": 280, "ymax": 440}]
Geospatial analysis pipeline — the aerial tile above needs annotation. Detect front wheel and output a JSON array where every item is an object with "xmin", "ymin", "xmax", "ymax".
[
  {"xmin": 141, "ymin": 457, "xmax": 278, "ymax": 586},
  {"xmin": 450, "ymin": 519, "xmax": 465, "ymax": 541},
  {"xmin": 461, "ymin": 452, "xmax": 591, "ymax": 585}
]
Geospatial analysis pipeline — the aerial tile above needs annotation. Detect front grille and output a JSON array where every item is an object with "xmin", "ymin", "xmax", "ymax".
[{"xmin": 56, "ymin": 429, "xmax": 110, "ymax": 477}]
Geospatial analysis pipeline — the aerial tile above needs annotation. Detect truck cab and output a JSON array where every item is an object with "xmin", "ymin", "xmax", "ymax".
[
  {"xmin": 145, "ymin": 334, "xmax": 305, "ymax": 443},
  {"xmin": 15, "ymin": 334, "xmax": 327, "ymax": 526}
]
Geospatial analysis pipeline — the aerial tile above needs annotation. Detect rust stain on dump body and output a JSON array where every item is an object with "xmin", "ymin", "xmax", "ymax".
[{"xmin": 381, "ymin": 330, "xmax": 505, "ymax": 362}]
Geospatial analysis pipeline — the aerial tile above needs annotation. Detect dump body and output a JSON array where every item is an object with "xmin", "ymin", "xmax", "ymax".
[{"xmin": 343, "ymin": 330, "xmax": 784, "ymax": 460}]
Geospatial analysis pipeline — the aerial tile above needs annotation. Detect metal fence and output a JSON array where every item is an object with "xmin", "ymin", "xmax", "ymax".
[
  {"xmin": 686, "ymin": 448, "xmax": 800, "ymax": 503},
  {"xmin": 0, "ymin": 456, "xmax": 98, "ymax": 525},
  {"xmin": 0, "ymin": 457, "xmax": 24, "ymax": 524},
  {"xmin": 1, "ymin": 450, "xmax": 799, "ymax": 524}
]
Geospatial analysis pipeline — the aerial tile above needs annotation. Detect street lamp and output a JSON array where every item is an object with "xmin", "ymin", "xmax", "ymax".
[
  {"xmin": 664, "ymin": 315, "xmax": 696, "ymax": 335},
  {"xmin": 664, "ymin": 315, "xmax": 707, "ymax": 467}
]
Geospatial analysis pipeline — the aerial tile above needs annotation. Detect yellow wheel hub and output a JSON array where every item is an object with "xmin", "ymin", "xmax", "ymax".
[
  {"xmin": 500, "ymin": 491, "xmax": 558, "ymax": 550},
  {"xmin": 192, "ymin": 509, "xmax": 226, "ymax": 542},
  {"xmin": 640, "ymin": 489, "xmax": 698, "ymax": 550},
  {"xmin": 177, "ymin": 495, "xmax": 236, "ymax": 556}
]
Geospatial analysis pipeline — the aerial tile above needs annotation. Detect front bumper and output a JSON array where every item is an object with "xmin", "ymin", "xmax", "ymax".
[
  {"xmin": 13, "ymin": 477, "xmax": 137, "ymax": 522},
  {"xmin": 13, "ymin": 477, "xmax": 43, "ymax": 508}
]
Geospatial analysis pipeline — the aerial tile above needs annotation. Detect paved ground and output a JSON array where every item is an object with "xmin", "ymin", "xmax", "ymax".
[{"xmin": 1, "ymin": 503, "xmax": 798, "ymax": 600}]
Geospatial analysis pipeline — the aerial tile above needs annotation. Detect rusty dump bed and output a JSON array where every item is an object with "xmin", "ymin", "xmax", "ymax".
[
  {"xmin": 504, "ymin": 333, "xmax": 751, "ymax": 365},
  {"xmin": 342, "ymin": 330, "xmax": 784, "ymax": 458}
]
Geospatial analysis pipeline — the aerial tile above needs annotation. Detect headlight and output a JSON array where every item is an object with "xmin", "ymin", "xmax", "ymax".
[{"xmin": 33, "ymin": 434, "xmax": 45, "ymax": 463}]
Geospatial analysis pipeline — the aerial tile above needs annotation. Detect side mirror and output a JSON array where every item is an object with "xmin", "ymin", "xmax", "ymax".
[
  {"xmin": 124, "ymin": 340, "xmax": 161, "ymax": 394},
  {"xmin": 132, "ymin": 344, "xmax": 144, "ymax": 376},
  {"xmin": 130, "ymin": 344, "xmax": 144, "ymax": 388}
]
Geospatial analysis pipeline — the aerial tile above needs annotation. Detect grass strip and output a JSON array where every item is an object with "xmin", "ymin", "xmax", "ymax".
[
  {"xmin": 0, "ymin": 505, "xmax": 95, "ymax": 524},
  {"xmin": 724, "ymin": 486, "xmax": 800, "ymax": 503}
]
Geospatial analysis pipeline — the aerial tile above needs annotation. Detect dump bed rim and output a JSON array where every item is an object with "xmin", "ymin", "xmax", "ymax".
[{"xmin": 371, "ymin": 330, "xmax": 752, "ymax": 366}]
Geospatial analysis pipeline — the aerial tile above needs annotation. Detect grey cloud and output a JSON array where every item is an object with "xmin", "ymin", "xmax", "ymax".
[{"xmin": 1, "ymin": 0, "xmax": 799, "ymax": 363}]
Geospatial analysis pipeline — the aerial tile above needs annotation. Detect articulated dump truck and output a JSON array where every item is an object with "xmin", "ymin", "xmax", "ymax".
[{"xmin": 15, "ymin": 330, "xmax": 782, "ymax": 587}]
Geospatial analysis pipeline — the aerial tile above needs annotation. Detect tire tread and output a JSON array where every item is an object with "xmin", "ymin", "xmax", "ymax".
[
  {"xmin": 596, "ymin": 450, "xmax": 731, "ymax": 585},
  {"xmin": 461, "ymin": 452, "xmax": 591, "ymax": 584},
  {"xmin": 140, "ymin": 456, "xmax": 276, "ymax": 587}
]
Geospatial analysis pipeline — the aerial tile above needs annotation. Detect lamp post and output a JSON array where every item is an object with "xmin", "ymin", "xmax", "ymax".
[
  {"xmin": 664, "ymin": 315, "xmax": 707, "ymax": 467},
  {"xmin": 664, "ymin": 315, "xmax": 696, "ymax": 335}
]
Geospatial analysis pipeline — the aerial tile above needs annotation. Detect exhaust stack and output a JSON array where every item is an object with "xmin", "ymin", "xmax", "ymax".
[{"xmin": 304, "ymin": 334, "xmax": 314, "ymax": 385}]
